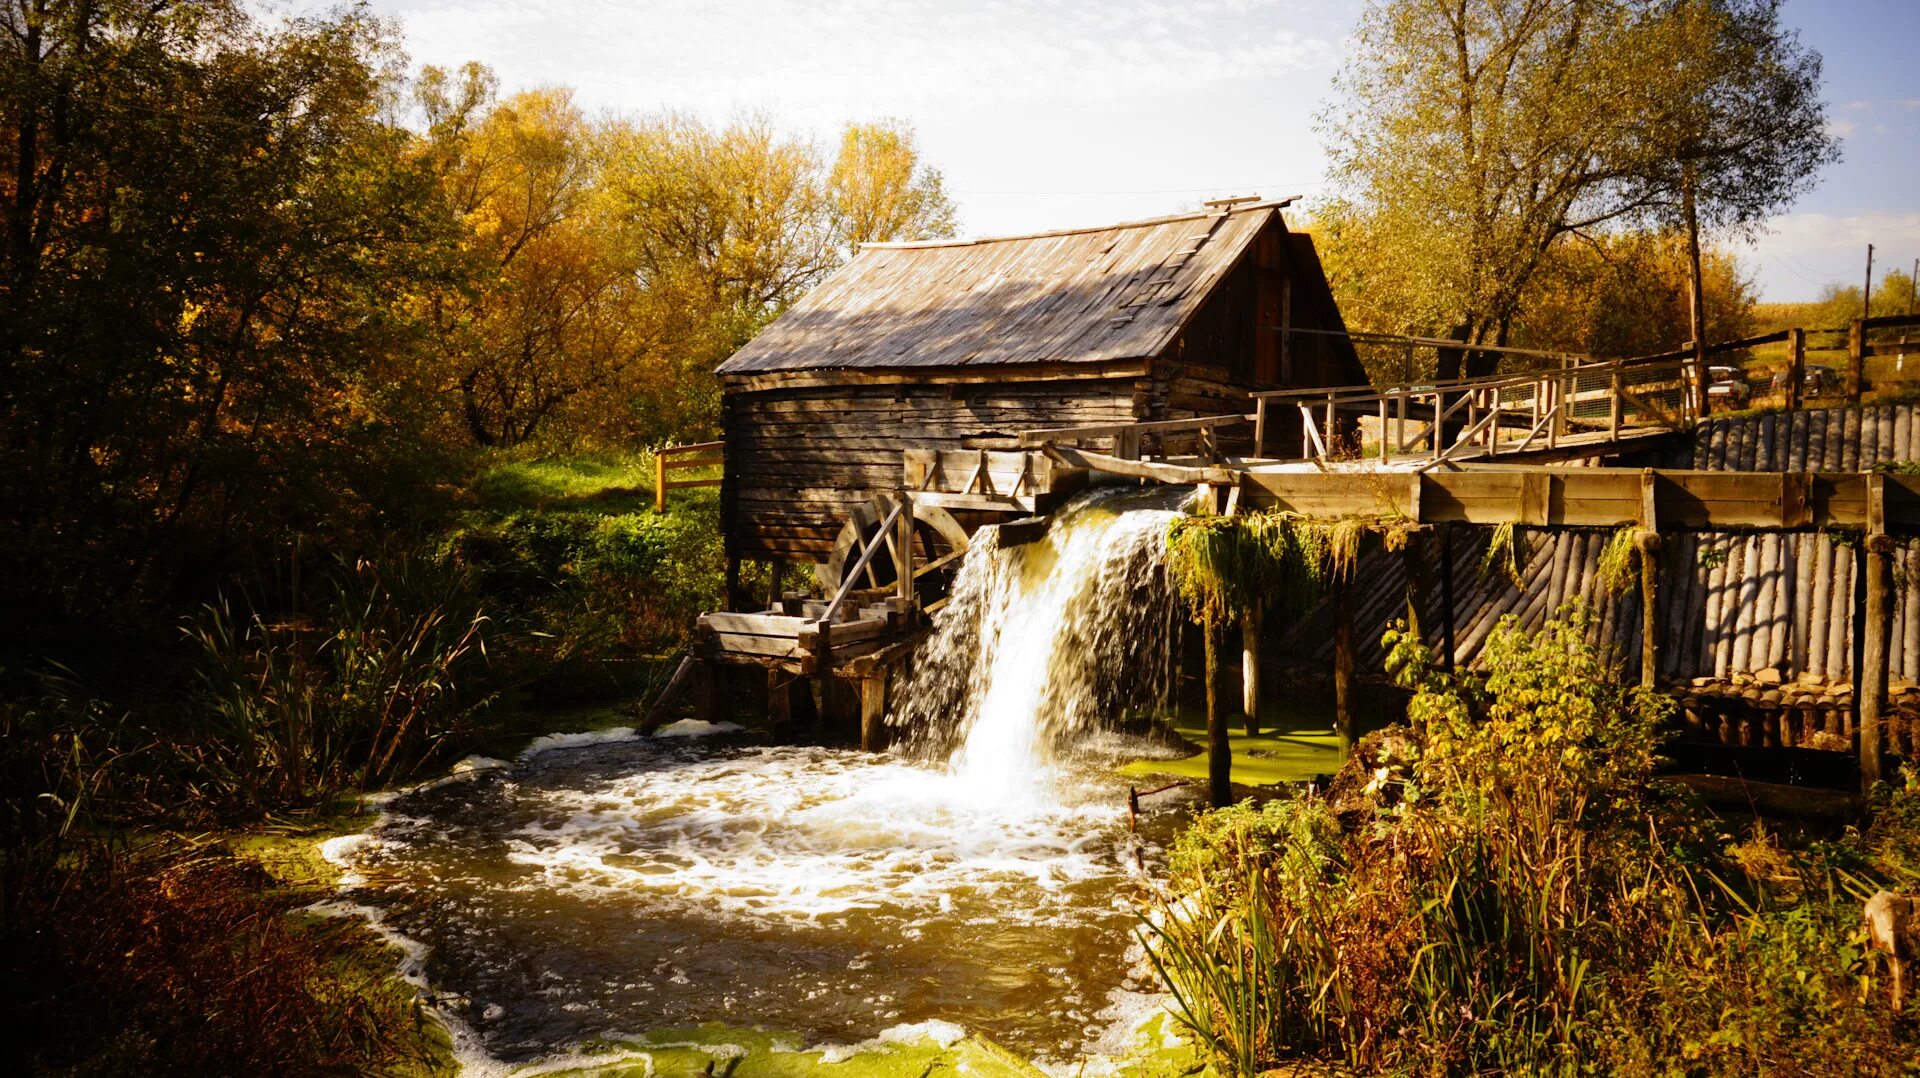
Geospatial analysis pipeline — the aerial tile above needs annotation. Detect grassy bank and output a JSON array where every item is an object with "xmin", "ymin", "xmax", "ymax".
[{"xmin": 0, "ymin": 452, "xmax": 733, "ymax": 1077}]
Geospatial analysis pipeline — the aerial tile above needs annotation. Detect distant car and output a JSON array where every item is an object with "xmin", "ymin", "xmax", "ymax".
[
  {"xmin": 1771, "ymin": 364, "xmax": 1839, "ymax": 398},
  {"xmin": 1706, "ymin": 365, "xmax": 1751, "ymax": 407}
]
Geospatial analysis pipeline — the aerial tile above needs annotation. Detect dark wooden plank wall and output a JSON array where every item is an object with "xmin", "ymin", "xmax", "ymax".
[{"xmin": 723, "ymin": 378, "xmax": 1141, "ymax": 562}]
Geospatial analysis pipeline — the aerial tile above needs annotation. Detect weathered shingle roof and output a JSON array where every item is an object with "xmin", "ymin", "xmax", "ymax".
[{"xmin": 715, "ymin": 200, "xmax": 1293, "ymax": 374}]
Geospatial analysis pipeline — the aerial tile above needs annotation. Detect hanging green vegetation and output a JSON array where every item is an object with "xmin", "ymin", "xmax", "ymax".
[
  {"xmin": 1596, "ymin": 525, "xmax": 1641, "ymax": 594},
  {"xmin": 1165, "ymin": 511, "xmax": 1401, "ymax": 627},
  {"xmin": 1481, "ymin": 522, "xmax": 1528, "ymax": 586}
]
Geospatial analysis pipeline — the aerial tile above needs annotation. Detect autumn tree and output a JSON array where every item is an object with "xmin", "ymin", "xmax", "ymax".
[
  {"xmin": 416, "ymin": 73, "xmax": 676, "ymax": 448},
  {"xmin": 827, "ymin": 119, "xmax": 957, "ymax": 255},
  {"xmin": 0, "ymin": 1, "xmax": 463, "ymax": 631},
  {"xmin": 1620, "ymin": 0, "xmax": 1834, "ymax": 385},
  {"xmin": 1318, "ymin": 0, "xmax": 1831, "ymax": 382},
  {"xmin": 1513, "ymin": 231, "xmax": 1756, "ymax": 358}
]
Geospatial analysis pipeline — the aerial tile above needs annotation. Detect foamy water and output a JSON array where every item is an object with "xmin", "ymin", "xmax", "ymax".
[{"xmin": 328, "ymin": 490, "xmax": 1193, "ymax": 1067}]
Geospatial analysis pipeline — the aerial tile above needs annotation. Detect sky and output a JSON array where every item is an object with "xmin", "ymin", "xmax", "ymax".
[{"xmin": 296, "ymin": 0, "xmax": 1919, "ymax": 304}]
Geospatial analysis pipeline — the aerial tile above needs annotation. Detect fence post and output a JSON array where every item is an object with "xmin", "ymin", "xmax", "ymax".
[
  {"xmin": 655, "ymin": 449, "xmax": 668, "ymax": 514},
  {"xmin": 1609, "ymin": 370, "xmax": 1623, "ymax": 439},
  {"xmin": 1787, "ymin": 328, "xmax": 1806, "ymax": 412},
  {"xmin": 1848, "ymin": 318, "xmax": 1866, "ymax": 403}
]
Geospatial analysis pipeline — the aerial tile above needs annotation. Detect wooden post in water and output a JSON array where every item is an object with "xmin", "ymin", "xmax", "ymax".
[
  {"xmin": 1240, "ymin": 604, "xmax": 1261, "ymax": 736},
  {"xmin": 1439, "ymin": 524, "xmax": 1456, "ymax": 673},
  {"xmin": 1206, "ymin": 616, "xmax": 1230, "ymax": 807},
  {"xmin": 1333, "ymin": 572, "xmax": 1355, "ymax": 758},
  {"xmin": 859, "ymin": 670, "xmax": 888, "ymax": 753}
]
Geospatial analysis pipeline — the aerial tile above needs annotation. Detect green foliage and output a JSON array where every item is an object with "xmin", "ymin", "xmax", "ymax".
[{"xmin": 1146, "ymin": 610, "xmax": 1917, "ymax": 1076}]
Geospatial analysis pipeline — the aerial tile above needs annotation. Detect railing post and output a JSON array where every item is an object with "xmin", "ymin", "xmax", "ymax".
[
  {"xmin": 1848, "ymin": 318, "xmax": 1866, "ymax": 403},
  {"xmin": 1787, "ymin": 327, "xmax": 1806, "ymax": 412},
  {"xmin": 1300, "ymin": 403, "xmax": 1312, "ymax": 461},
  {"xmin": 1253, "ymin": 398, "xmax": 1267, "ymax": 459},
  {"xmin": 1608, "ymin": 370, "xmax": 1623, "ymax": 439},
  {"xmin": 1431, "ymin": 392, "xmax": 1443, "ymax": 459},
  {"xmin": 1324, "ymin": 393, "xmax": 1336, "ymax": 459},
  {"xmin": 1378, "ymin": 396, "xmax": 1390, "ymax": 462},
  {"xmin": 655, "ymin": 448, "xmax": 668, "ymax": 514},
  {"xmin": 1396, "ymin": 389, "xmax": 1407, "ymax": 456}
]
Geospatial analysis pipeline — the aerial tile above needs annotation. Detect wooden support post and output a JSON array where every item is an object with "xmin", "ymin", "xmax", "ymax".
[
  {"xmin": 1439, "ymin": 524, "xmax": 1456, "ymax": 673},
  {"xmin": 1863, "ymin": 533, "xmax": 1894, "ymax": 791},
  {"xmin": 1639, "ymin": 469, "xmax": 1662, "ymax": 691},
  {"xmin": 765, "ymin": 559, "xmax": 784, "ymax": 610},
  {"xmin": 1253, "ymin": 398, "xmax": 1267, "ymax": 459},
  {"xmin": 1862, "ymin": 473, "xmax": 1892, "ymax": 791},
  {"xmin": 1206, "ymin": 616, "xmax": 1230, "ymax": 807},
  {"xmin": 767, "ymin": 668, "xmax": 792, "ymax": 731},
  {"xmin": 1639, "ymin": 531, "xmax": 1663, "ymax": 691},
  {"xmin": 691, "ymin": 660, "xmax": 717, "ymax": 726},
  {"xmin": 655, "ymin": 449, "xmax": 668, "ymax": 514},
  {"xmin": 859, "ymin": 670, "xmax": 888, "ymax": 753},
  {"xmin": 1240, "ymin": 604, "xmax": 1261, "ymax": 737},
  {"xmin": 1787, "ymin": 327, "xmax": 1806, "ymax": 412},
  {"xmin": 1333, "ymin": 572, "xmax": 1355, "ymax": 758},
  {"xmin": 1849, "ymin": 318, "xmax": 1866, "ymax": 403},
  {"xmin": 894, "ymin": 494, "xmax": 914, "ymax": 603}
]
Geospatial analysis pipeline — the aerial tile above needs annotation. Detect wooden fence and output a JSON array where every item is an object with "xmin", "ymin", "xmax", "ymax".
[{"xmin": 654, "ymin": 440, "xmax": 723, "ymax": 513}]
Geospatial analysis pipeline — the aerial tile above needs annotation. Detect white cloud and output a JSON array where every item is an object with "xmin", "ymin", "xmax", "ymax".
[
  {"xmin": 385, "ymin": 0, "xmax": 1335, "ymax": 126},
  {"xmin": 1735, "ymin": 212, "xmax": 1920, "ymax": 301}
]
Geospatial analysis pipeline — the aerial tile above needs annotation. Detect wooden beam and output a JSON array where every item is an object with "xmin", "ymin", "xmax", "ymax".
[{"xmin": 1039, "ymin": 444, "xmax": 1239, "ymax": 486}]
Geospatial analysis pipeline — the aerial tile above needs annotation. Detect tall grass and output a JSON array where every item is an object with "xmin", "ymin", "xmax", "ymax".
[
  {"xmin": 1144, "ymin": 609, "xmax": 1919, "ymax": 1075},
  {"xmin": 184, "ymin": 552, "xmax": 495, "ymax": 812}
]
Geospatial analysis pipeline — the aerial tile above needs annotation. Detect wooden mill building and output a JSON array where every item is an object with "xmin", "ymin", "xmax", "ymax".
[{"xmin": 714, "ymin": 197, "xmax": 1366, "ymax": 571}]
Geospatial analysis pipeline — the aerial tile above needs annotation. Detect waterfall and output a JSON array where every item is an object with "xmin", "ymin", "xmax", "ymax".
[{"xmin": 892, "ymin": 488, "xmax": 1185, "ymax": 799}]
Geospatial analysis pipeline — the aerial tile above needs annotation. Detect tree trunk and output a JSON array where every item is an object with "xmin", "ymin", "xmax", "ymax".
[{"xmin": 1683, "ymin": 164, "xmax": 1709, "ymax": 415}]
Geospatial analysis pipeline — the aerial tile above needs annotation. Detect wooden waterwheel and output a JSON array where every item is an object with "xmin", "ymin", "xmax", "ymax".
[{"xmin": 816, "ymin": 493, "xmax": 971, "ymax": 604}]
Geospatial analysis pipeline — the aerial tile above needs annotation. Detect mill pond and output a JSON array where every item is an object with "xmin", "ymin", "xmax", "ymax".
[{"xmin": 325, "ymin": 492, "xmax": 1245, "ymax": 1073}]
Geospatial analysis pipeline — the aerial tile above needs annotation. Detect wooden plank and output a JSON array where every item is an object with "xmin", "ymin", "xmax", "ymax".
[{"xmin": 700, "ymin": 611, "xmax": 805, "ymax": 637}]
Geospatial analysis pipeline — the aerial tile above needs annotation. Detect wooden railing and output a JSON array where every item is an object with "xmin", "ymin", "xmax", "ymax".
[
  {"xmin": 1246, "ymin": 349, "xmax": 1699, "ymax": 466},
  {"xmin": 654, "ymin": 440, "xmax": 723, "ymax": 512}
]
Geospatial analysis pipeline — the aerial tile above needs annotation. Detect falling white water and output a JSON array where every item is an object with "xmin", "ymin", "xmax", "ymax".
[{"xmin": 895, "ymin": 488, "xmax": 1184, "ymax": 800}]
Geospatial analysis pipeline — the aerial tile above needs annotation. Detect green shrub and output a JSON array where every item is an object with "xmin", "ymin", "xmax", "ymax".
[{"xmin": 1146, "ymin": 609, "xmax": 1918, "ymax": 1076}]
